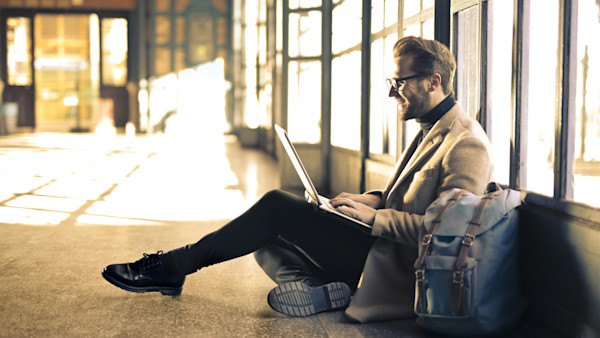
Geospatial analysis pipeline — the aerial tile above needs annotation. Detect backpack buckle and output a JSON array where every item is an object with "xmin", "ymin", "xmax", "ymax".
[
  {"xmin": 422, "ymin": 234, "xmax": 433, "ymax": 245},
  {"xmin": 453, "ymin": 270, "xmax": 464, "ymax": 284},
  {"xmin": 461, "ymin": 233, "xmax": 475, "ymax": 246},
  {"xmin": 415, "ymin": 269, "xmax": 425, "ymax": 282}
]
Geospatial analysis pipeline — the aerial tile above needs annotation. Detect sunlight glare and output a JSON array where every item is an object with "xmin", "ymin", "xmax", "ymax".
[
  {"xmin": 0, "ymin": 206, "xmax": 69, "ymax": 226},
  {"xmin": 6, "ymin": 195, "xmax": 87, "ymax": 213},
  {"xmin": 75, "ymin": 214, "xmax": 162, "ymax": 227}
]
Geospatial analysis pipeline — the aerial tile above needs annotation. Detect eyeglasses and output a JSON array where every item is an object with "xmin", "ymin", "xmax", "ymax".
[{"xmin": 385, "ymin": 73, "xmax": 430, "ymax": 92}]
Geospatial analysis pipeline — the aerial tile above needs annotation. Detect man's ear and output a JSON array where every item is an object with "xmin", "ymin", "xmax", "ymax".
[{"xmin": 429, "ymin": 73, "xmax": 442, "ymax": 92}]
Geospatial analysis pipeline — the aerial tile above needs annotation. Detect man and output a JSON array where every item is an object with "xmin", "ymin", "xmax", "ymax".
[{"xmin": 102, "ymin": 36, "xmax": 492, "ymax": 322}]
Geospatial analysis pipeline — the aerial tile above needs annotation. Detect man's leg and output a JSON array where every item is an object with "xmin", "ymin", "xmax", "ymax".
[
  {"xmin": 254, "ymin": 236, "xmax": 327, "ymax": 288},
  {"xmin": 102, "ymin": 189, "xmax": 374, "ymax": 311},
  {"xmin": 160, "ymin": 189, "xmax": 374, "ymax": 284}
]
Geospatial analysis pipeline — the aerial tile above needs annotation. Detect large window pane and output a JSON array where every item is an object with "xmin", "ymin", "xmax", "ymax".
[
  {"xmin": 370, "ymin": 38, "xmax": 384, "ymax": 154},
  {"xmin": 455, "ymin": 5, "xmax": 480, "ymax": 120},
  {"xmin": 488, "ymin": 0, "xmax": 513, "ymax": 185},
  {"xmin": 155, "ymin": 47, "xmax": 171, "ymax": 76},
  {"xmin": 101, "ymin": 18, "xmax": 128, "ymax": 86},
  {"xmin": 155, "ymin": 15, "xmax": 171, "ymax": 45},
  {"xmin": 384, "ymin": 34, "xmax": 399, "ymax": 155},
  {"xmin": 573, "ymin": 0, "xmax": 600, "ymax": 208},
  {"xmin": 6, "ymin": 17, "xmax": 32, "ymax": 86},
  {"xmin": 404, "ymin": 0, "xmax": 420, "ymax": 18},
  {"xmin": 524, "ymin": 0, "xmax": 559, "ymax": 196},
  {"xmin": 288, "ymin": 61, "xmax": 321, "ymax": 143},
  {"xmin": 372, "ymin": 0, "xmax": 385, "ymax": 32},
  {"xmin": 384, "ymin": 0, "xmax": 398, "ymax": 27},
  {"xmin": 422, "ymin": 18, "xmax": 434, "ymax": 39},
  {"xmin": 332, "ymin": 51, "xmax": 361, "ymax": 150},
  {"xmin": 289, "ymin": 11, "xmax": 321, "ymax": 57},
  {"xmin": 289, "ymin": 0, "xmax": 321, "ymax": 9},
  {"xmin": 332, "ymin": 0, "xmax": 362, "ymax": 54},
  {"xmin": 370, "ymin": 0, "xmax": 399, "ymax": 156}
]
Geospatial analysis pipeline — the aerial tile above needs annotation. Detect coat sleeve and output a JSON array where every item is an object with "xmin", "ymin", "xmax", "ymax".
[
  {"xmin": 371, "ymin": 209, "xmax": 422, "ymax": 247},
  {"xmin": 369, "ymin": 135, "xmax": 493, "ymax": 247}
]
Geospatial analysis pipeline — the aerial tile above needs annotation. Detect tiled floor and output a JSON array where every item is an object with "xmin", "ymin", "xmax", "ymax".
[{"xmin": 0, "ymin": 131, "xmax": 432, "ymax": 337}]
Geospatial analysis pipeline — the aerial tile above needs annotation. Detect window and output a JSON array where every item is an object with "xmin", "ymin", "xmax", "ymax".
[
  {"xmin": 370, "ymin": 0, "xmax": 399, "ymax": 156},
  {"xmin": 244, "ymin": 1, "xmax": 260, "ymax": 128},
  {"xmin": 523, "ymin": 0, "xmax": 560, "ymax": 197},
  {"xmin": 289, "ymin": 0, "xmax": 321, "ymax": 9},
  {"xmin": 401, "ymin": 0, "xmax": 434, "ymax": 152},
  {"xmin": 288, "ymin": 61, "xmax": 322, "ymax": 143},
  {"xmin": 101, "ymin": 18, "xmax": 128, "ymax": 86},
  {"xmin": 331, "ymin": 50, "xmax": 361, "ymax": 150},
  {"xmin": 6, "ymin": 17, "xmax": 32, "ymax": 86},
  {"xmin": 454, "ymin": 4, "xmax": 480, "ymax": 120},
  {"xmin": 287, "ymin": 5, "xmax": 322, "ymax": 143},
  {"xmin": 331, "ymin": 0, "xmax": 362, "ymax": 150},
  {"xmin": 487, "ymin": 0, "xmax": 513, "ymax": 185},
  {"xmin": 573, "ymin": 0, "xmax": 600, "ymax": 208}
]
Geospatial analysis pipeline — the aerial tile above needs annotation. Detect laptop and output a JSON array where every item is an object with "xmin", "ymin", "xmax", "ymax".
[{"xmin": 274, "ymin": 124, "xmax": 372, "ymax": 230}]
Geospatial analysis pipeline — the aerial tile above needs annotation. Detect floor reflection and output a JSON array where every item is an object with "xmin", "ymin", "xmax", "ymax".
[{"xmin": 0, "ymin": 131, "xmax": 273, "ymax": 227}]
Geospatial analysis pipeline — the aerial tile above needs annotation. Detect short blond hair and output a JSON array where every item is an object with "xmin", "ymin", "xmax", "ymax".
[{"xmin": 393, "ymin": 36, "xmax": 456, "ymax": 96}]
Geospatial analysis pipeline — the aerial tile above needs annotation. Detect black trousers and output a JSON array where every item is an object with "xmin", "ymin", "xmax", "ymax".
[{"xmin": 161, "ymin": 189, "xmax": 376, "ymax": 290}]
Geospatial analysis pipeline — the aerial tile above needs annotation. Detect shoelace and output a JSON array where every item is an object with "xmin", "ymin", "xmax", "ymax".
[{"xmin": 136, "ymin": 250, "xmax": 164, "ymax": 271}]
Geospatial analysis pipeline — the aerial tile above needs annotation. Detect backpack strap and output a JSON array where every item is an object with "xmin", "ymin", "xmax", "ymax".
[
  {"xmin": 452, "ymin": 189, "xmax": 504, "ymax": 314},
  {"xmin": 414, "ymin": 189, "xmax": 468, "ymax": 313}
]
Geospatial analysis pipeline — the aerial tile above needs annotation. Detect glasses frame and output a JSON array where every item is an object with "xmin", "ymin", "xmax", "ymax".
[{"xmin": 385, "ymin": 73, "xmax": 430, "ymax": 92}]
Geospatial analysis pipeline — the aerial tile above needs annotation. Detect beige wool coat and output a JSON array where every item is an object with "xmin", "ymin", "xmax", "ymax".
[{"xmin": 345, "ymin": 102, "xmax": 494, "ymax": 323}]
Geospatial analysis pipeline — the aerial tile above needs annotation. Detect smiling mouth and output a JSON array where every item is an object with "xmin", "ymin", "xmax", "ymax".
[{"xmin": 396, "ymin": 95, "xmax": 407, "ymax": 105}]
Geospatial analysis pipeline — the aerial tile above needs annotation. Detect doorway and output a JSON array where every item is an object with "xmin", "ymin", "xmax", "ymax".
[{"xmin": 34, "ymin": 14, "xmax": 100, "ymax": 132}]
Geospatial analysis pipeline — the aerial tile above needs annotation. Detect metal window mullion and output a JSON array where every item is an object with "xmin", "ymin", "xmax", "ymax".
[
  {"xmin": 510, "ymin": 0, "xmax": 529, "ymax": 189},
  {"xmin": 322, "ymin": 0, "xmax": 332, "ymax": 193},
  {"xmin": 478, "ymin": 0, "xmax": 488, "ymax": 132},
  {"xmin": 170, "ymin": 0, "xmax": 175, "ymax": 72},
  {"xmin": 435, "ymin": 0, "xmax": 451, "ymax": 47},
  {"xmin": 398, "ymin": 0, "xmax": 406, "ymax": 157},
  {"xmin": 137, "ymin": 0, "xmax": 147, "ymax": 81},
  {"xmin": 149, "ymin": 0, "xmax": 156, "ymax": 77},
  {"xmin": 359, "ymin": 0, "xmax": 371, "ymax": 193},
  {"xmin": 281, "ymin": 0, "xmax": 289, "ymax": 130},
  {"xmin": 554, "ymin": 0, "xmax": 577, "ymax": 201}
]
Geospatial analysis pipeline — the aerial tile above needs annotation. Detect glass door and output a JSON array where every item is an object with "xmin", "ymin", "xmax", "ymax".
[
  {"xmin": 34, "ymin": 13, "xmax": 100, "ymax": 132},
  {"xmin": 4, "ymin": 15, "xmax": 35, "ymax": 128}
]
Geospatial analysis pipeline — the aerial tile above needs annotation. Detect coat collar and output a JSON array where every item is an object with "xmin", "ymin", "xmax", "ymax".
[{"xmin": 384, "ymin": 103, "xmax": 464, "ymax": 196}]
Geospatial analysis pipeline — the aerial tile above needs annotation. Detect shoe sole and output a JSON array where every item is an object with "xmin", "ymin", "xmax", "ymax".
[
  {"xmin": 267, "ymin": 281, "xmax": 351, "ymax": 317},
  {"xmin": 102, "ymin": 270, "xmax": 182, "ymax": 296}
]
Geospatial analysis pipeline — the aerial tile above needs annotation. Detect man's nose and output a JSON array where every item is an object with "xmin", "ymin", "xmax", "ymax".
[{"xmin": 388, "ymin": 87, "xmax": 397, "ymax": 98}]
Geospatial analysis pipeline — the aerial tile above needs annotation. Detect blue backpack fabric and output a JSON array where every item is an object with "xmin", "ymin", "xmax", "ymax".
[{"xmin": 413, "ymin": 184, "xmax": 524, "ymax": 336}]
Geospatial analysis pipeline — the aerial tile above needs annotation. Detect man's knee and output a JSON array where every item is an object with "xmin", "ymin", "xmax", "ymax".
[{"xmin": 259, "ymin": 189, "xmax": 287, "ymax": 204}]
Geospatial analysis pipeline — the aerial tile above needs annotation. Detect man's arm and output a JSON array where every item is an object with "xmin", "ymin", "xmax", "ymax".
[{"xmin": 370, "ymin": 136, "xmax": 493, "ymax": 247}]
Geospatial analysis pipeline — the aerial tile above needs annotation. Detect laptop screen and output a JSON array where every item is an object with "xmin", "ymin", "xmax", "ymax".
[{"xmin": 274, "ymin": 125, "xmax": 321, "ymax": 204}]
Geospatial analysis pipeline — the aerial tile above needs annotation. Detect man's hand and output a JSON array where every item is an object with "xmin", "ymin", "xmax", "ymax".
[
  {"xmin": 329, "ymin": 193, "xmax": 381, "ymax": 225},
  {"xmin": 330, "ymin": 192, "xmax": 381, "ymax": 209}
]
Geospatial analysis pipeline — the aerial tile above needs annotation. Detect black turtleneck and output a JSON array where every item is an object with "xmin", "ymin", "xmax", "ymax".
[{"xmin": 416, "ymin": 95, "xmax": 455, "ymax": 135}]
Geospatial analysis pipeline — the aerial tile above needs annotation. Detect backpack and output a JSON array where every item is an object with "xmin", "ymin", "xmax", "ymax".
[{"xmin": 413, "ymin": 183, "xmax": 525, "ymax": 336}]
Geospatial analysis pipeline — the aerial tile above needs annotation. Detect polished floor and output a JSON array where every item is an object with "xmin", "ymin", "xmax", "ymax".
[{"xmin": 0, "ymin": 131, "xmax": 434, "ymax": 337}]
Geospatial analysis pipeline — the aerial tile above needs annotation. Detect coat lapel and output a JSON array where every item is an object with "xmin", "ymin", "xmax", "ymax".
[{"xmin": 385, "ymin": 105, "xmax": 462, "ymax": 198}]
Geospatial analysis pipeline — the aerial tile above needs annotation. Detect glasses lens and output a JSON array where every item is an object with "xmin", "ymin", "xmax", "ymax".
[{"xmin": 386, "ymin": 78, "xmax": 399, "ymax": 91}]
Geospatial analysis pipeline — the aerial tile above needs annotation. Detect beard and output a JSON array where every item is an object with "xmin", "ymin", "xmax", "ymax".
[{"xmin": 397, "ymin": 89, "xmax": 430, "ymax": 121}]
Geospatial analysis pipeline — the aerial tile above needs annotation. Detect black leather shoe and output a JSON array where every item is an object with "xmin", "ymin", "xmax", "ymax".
[
  {"xmin": 102, "ymin": 251, "xmax": 185, "ymax": 296},
  {"xmin": 267, "ymin": 281, "xmax": 351, "ymax": 317}
]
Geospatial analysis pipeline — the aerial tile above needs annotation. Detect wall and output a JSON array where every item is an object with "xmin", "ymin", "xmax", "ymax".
[{"xmin": 519, "ymin": 197, "xmax": 600, "ymax": 337}]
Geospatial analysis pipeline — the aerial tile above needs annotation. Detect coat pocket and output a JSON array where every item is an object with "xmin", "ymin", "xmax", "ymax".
[{"xmin": 405, "ymin": 168, "xmax": 439, "ymax": 213}]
